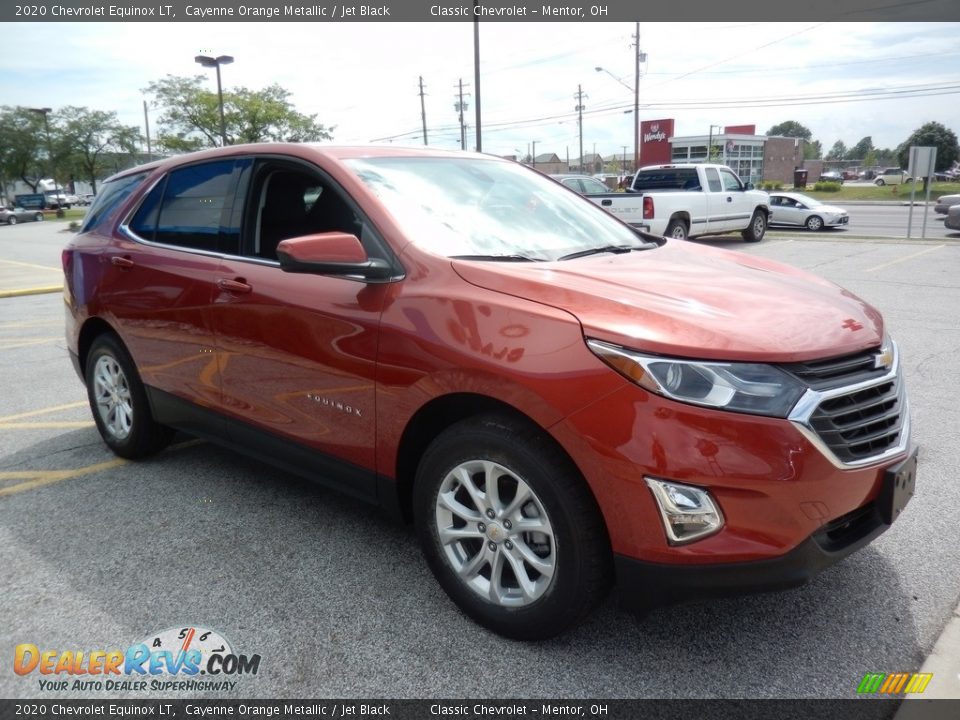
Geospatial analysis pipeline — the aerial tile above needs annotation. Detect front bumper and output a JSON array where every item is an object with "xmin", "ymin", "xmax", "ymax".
[{"xmin": 615, "ymin": 497, "xmax": 888, "ymax": 611}]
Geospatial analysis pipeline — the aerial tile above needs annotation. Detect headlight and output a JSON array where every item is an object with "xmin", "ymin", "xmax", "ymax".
[{"xmin": 587, "ymin": 339, "xmax": 806, "ymax": 417}]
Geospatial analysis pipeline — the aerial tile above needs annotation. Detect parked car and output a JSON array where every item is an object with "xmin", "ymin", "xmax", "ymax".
[
  {"xmin": 946, "ymin": 204, "xmax": 960, "ymax": 232},
  {"xmin": 841, "ymin": 170, "xmax": 859, "ymax": 181},
  {"xmin": 858, "ymin": 169, "xmax": 877, "ymax": 181},
  {"xmin": 78, "ymin": 193, "xmax": 96, "ymax": 206},
  {"xmin": 64, "ymin": 144, "xmax": 916, "ymax": 640},
  {"xmin": 933, "ymin": 194, "xmax": 960, "ymax": 215},
  {"xmin": 818, "ymin": 170, "xmax": 844, "ymax": 184},
  {"xmin": 0, "ymin": 206, "xmax": 45, "ymax": 225},
  {"xmin": 44, "ymin": 191, "xmax": 74, "ymax": 209},
  {"xmin": 768, "ymin": 192, "xmax": 849, "ymax": 231},
  {"xmin": 875, "ymin": 168, "xmax": 912, "ymax": 186},
  {"xmin": 549, "ymin": 174, "xmax": 613, "ymax": 195}
]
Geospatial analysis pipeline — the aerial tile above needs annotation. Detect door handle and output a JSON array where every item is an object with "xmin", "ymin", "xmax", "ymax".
[
  {"xmin": 110, "ymin": 256, "xmax": 134, "ymax": 269},
  {"xmin": 601, "ymin": 199, "xmax": 612, "ymax": 206},
  {"xmin": 726, "ymin": 196, "xmax": 733, "ymax": 203},
  {"xmin": 217, "ymin": 278, "xmax": 252, "ymax": 294}
]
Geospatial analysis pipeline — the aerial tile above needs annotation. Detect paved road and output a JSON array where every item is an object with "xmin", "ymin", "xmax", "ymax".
[{"xmin": 1, "ymin": 223, "xmax": 958, "ymax": 702}]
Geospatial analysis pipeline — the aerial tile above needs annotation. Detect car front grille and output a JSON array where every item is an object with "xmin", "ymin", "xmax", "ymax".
[{"xmin": 785, "ymin": 343, "xmax": 908, "ymax": 466}]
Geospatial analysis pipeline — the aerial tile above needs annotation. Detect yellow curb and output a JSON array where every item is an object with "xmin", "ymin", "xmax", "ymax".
[{"xmin": 0, "ymin": 285, "xmax": 64, "ymax": 298}]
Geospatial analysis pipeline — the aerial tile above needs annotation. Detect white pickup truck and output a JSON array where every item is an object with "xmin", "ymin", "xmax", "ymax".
[{"xmin": 583, "ymin": 164, "xmax": 770, "ymax": 242}]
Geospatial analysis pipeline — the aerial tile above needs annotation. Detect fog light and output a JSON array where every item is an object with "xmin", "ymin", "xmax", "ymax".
[{"xmin": 644, "ymin": 477, "xmax": 724, "ymax": 545}]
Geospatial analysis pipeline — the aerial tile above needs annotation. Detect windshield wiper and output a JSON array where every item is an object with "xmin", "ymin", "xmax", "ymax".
[
  {"xmin": 451, "ymin": 254, "xmax": 545, "ymax": 262},
  {"xmin": 558, "ymin": 244, "xmax": 651, "ymax": 261}
]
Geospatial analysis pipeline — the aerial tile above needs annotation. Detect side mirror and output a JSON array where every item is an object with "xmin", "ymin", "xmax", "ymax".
[
  {"xmin": 277, "ymin": 232, "xmax": 393, "ymax": 280},
  {"xmin": 744, "ymin": 182, "xmax": 755, "ymax": 190}
]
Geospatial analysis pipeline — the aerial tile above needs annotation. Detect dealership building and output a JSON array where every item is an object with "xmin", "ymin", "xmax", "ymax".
[{"xmin": 639, "ymin": 120, "xmax": 822, "ymax": 185}]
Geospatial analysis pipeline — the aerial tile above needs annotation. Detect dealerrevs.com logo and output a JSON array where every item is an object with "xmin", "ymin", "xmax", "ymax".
[{"xmin": 14, "ymin": 626, "xmax": 261, "ymax": 692}]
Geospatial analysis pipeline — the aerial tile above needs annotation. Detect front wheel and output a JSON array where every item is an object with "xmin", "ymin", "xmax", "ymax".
[
  {"xmin": 413, "ymin": 415, "xmax": 612, "ymax": 640},
  {"xmin": 34, "ymin": 212, "xmax": 43, "ymax": 222},
  {"xmin": 876, "ymin": 179, "xmax": 885, "ymax": 186},
  {"xmin": 7, "ymin": 216, "xmax": 16, "ymax": 225},
  {"xmin": 742, "ymin": 210, "xmax": 767, "ymax": 242},
  {"xmin": 85, "ymin": 334, "xmax": 173, "ymax": 459},
  {"xmin": 805, "ymin": 215, "xmax": 824, "ymax": 231}
]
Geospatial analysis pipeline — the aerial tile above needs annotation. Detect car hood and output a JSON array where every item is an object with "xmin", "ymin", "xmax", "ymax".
[
  {"xmin": 812, "ymin": 204, "xmax": 847, "ymax": 214},
  {"xmin": 451, "ymin": 241, "xmax": 883, "ymax": 362}
]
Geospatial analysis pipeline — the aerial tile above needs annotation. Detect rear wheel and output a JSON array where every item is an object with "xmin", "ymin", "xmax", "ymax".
[
  {"xmin": 413, "ymin": 415, "xmax": 612, "ymax": 640},
  {"xmin": 742, "ymin": 210, "xmax": 767, "ymax": 242},
  {"xmin": 7, "ymin": 216, "xmax": 16, "ymax": 225},
  {"xmin": 664, "ymin": 218, "xmax": 688, "ymax": 240},
  {"xmin": 34, "ymin": 212, "xmax": 43, "ymax": 222},
  {"xmin": 805, "ymin": 215, "xmax": 824, "ymax": 231},
  {"xmin": 85, "ymin": 334, "xmax": 173, "ymax": 459}
]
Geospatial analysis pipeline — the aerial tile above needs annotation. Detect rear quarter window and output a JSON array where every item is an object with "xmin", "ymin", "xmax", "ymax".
[{"xmin": 80, "ymin": 171, "xmax": 152, "ymax": 234}]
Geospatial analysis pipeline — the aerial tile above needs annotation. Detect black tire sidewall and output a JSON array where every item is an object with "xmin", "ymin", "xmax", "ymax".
[
  {"xmin": 665, "ymin": 219, "xmax": 687, "ymax": 240},
  {"xmin": 743, "ymin": 210, "xmax": 766, "ymax": 242},
  {"xmin": 413, "ymin": 417, "xmax": 609, "ymax": 640}
]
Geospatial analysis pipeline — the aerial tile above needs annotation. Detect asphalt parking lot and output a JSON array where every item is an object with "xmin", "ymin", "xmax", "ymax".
[{"xmin": 1, "ymin": 220, "xmax": 959, "ymax": 702}]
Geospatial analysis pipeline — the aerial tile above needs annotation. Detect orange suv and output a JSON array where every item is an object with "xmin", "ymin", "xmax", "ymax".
[{"xmin": 64, "ymin": 144, "xmax": 916, "ymax": 639}]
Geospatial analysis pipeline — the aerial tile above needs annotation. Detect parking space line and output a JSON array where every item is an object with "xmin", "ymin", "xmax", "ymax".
[
  {"xmin": 0, "ymin": 258, "xmax": 61, "ymax": 272},
  {"xmin": 0, "ymin": 458, "xmax": 128, "ymax": 497},
  {"xmin": 0, "ymin": 401, "xmax": 88, "ymax": 423},
  {"xmin": 0, "ymin": 320, "xmax": 63, "ymax": 329},
  {"xmin": 0, "ymin": 337, "xmax": 58, "ymax": 350},
  {"xmin": 0, "ymin": 286, "xmax": 64, "ymax": 298},
  {"xmin": 0, "ymin": 439, "xmax": 204, "ymax": 498},
  {"xmin": 0, "ymin": 421, "xmax": 94, "ymax": 429},
  {"xmin": 865, "ymin": 244, "xmax": 946, "ymax": 272}
]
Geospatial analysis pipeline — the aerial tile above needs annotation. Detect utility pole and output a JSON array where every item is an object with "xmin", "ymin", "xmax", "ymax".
[
  {"xmin": 532, "ymin": 140, "xmax": 538, "ymax": 169},
  {"xmin": 454, "ymin": 79, "xmax": 471, "ymax": 151},
  {"xmin": 574, "ymin": 85, "xmax": 587, "ymax": 173},
  {"xmin": 418, "ymin": 76, "xmax": 429, "ymax": 146},
  {"xmin": 473, "ymin": 2, "xmax": 482, "ymax": 152},
  {"xmin": 622, "ymin": 145, "xmax": 628, "ymax": 177},
  {"xmin": 143, "ymin": 100, "xmax": 152, "ymax": 162},
  {"xmin": 633, "ymin": 23, "xmax": 645, "ymax": 170}
]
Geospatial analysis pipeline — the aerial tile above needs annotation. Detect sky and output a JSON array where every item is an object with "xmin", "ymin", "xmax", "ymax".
[{"xmin": 2, "ymin": 21, "xmax": 959, "ymax": 161}]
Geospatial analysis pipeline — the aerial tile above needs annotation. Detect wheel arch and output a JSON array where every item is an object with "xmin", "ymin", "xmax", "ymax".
[
  {"xmin": 77, "ymin": 317, "xmax": 120, "ymax": 379},
  {"xmin": 392, "ymin": 392, "xmax": 604, "ymax": 531}
]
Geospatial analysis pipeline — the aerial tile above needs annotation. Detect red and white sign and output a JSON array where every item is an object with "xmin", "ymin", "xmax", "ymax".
[{"xmin": 640, "ymin": 118, "xmax": 674, "ymax": 165}]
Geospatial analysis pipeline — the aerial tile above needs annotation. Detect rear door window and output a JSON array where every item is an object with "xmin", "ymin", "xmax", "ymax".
[{"xmin": 128, "ymin": 160, "xmax": 239, "ymax": 254}]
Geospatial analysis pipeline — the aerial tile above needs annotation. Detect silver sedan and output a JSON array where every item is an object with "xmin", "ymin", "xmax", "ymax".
[
  {"xmin": 0, "ymin": 207, "xmax": 45, "ymax": 225},
  {"xmin": 768, "ymin": 192, "xmax": 849, "ymax": 231}
]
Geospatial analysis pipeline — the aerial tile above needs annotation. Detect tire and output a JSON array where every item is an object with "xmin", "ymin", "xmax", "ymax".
[
  {"xmin": 7, "ymin": 216, "xmax": 16, "ymax": 225},
  {"xmin": 805, "ymin": 215, "xmax": 824, "ymax": 232},
  {"xmin": 34, "ymin": 213, "xmax": 43, "ymax": 222},
  {"xmin": 741, "ymin": 210, "xmax": 767, "ymax": 242},
  {"xmin": 876, "ymin": 179, "xmax": 885, "ymax": 186},
  {"xmin": 664, "ymin": 217, "xmax": 688, "ymax": 240},
  {"xmin": 85, "ymin": 333, "xmax": 173, "ymax": 459},
  {"xmin": 413, "ymin": 415, "xmax": 612, "ymax": 640}
]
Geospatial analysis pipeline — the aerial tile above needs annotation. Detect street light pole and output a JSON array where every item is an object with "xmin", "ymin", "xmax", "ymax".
[
  {"xmin": 194, "ymin": 54, "xmax": 234, "ymax": 147},
  {"xmin": 29, "ymin": 107, "xmax": 63, "ymax": 216}
]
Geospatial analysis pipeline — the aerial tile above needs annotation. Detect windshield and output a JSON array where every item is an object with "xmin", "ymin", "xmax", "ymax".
[
  {"xmin": 786, "ymin": 193, "xmax": 822, "ymax": 207},
  {"xmin": 345, "ymin": 157, "xmax": 653, "ymax": 261}
]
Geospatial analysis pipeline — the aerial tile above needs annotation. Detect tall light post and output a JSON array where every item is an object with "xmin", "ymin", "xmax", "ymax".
[
  {"xmin": 708, "ymin": 124, "xmax": 724, "ymax": 163},
  {"xmin": 29, "ymin": 107, "xmax": 63, "ymax": 216},
  {"xmin": 194, "ymin": 54, "xmax": 233, "ymax": 147}
]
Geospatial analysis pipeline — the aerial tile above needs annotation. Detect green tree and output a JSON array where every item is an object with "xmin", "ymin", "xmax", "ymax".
[
  {"xmin": 826, "ymin": 140, "xmax": 847, "ymax": 161},
  {"xmin": 896, "ymin": 121, "xmax": 959, "ymax": 172},
  {"xmin": 0, "ymin": 106, "xmax": 48, "ymax": 194},
  {"xmin": 765, "ymin": 120, "xmax": 813, "ymax": 140},
  {"xmin": 54, "ymin": 107, "xmax": 141, "ymax": 195},
  {"xmin": 848, "ymin": 136, "xmax": 874, "ymax": 161},
  {"xmin": 145, "ymin": 75, "xmax": 334, "ymax": 151},
  {"xmin": 804, "ymin": 139, "xmax": 822, "ymax": 160}
]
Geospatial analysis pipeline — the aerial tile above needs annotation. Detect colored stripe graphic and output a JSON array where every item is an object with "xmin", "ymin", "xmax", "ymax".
[{"xmin": 858, "ymin": 673, "xmax": 933, "ymax": 694}]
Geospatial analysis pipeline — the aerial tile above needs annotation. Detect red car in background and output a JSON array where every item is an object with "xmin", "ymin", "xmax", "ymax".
[{"xmin": 63, "ymin": 144, "xmax": 916, "ymax": 639}]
